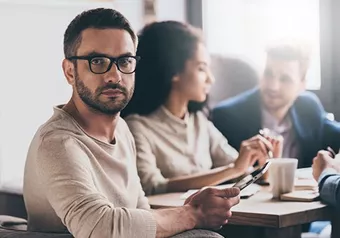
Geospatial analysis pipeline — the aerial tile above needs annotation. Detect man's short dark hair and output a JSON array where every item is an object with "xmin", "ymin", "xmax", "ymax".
[
  {"xmin": 266, "ymin": 40, "xmax": 311, "ymax": 80},
  {"xmin": 63, "ymin": 8, "xmax": 137, "ymax": 58}
]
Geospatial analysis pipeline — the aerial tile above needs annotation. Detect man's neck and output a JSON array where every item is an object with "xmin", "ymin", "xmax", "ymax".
[
  {"xmin": 62, "ymin": 97, "xmax": 119, "ymax": 144},
  {"xmin": 266, "ymin": 105, "xmax": 291, "ymax": 123}
]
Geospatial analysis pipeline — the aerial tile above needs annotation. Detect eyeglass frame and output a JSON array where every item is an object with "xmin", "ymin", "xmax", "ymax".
[{"xmin": 66, "ymin": 54, "xmax": 141, "ymax": 74}]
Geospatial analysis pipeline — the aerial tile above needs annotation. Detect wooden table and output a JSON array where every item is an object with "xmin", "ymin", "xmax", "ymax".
[{"xmin": 148, "ymin": 187, "xmax": 339, "ymax": 238}]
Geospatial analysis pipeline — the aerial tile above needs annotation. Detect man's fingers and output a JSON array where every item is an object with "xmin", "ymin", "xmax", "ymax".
[
  {"xmin": 184, "ymin": 191, "xmax": 199, "ymax": 205},
  {"xmin": 312, "ymin": 163, "xmax": 318, "ymax": 181},
  {"xmin": 215, "ymin": 187, "xmax": 240, "ymax": 198},
  {"xmin": 318, "ymin": 150, "xmax": 329, "ymax": 155},
  {"xmin": 225, "ymin": 210, "xmax": 232, "ymax": 219},
  {"xmin": 312, "ymin": 156, "xmax": 318, "ymax": 163},
  {"xmin": 226, "ymin": 196, "xmax": 240, "ymax": 207}
]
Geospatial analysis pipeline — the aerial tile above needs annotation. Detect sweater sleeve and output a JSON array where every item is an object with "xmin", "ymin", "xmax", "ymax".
[
  {"xmin": 207, "ymin": 121, "xmax": 239, "ymax": 168},
  {"xmin": 125, "ymin": 117, "xmax": 169, "ymax": 195},
  {"xmin": 36, "ymin": 135, "xmax": 157, "ymax": 238}
]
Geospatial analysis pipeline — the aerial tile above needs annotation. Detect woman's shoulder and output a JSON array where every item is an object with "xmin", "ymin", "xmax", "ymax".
[
  {"xmin": 124, "ymin": 113, "xmax": 147, "ymax": 124},
  {"xmin": 123, "ymin": 113, "xmax": 154, "ymax": 132},
  {"xmin": 124, "ymin": 113, "xmax": 146, "ymax": 122}
]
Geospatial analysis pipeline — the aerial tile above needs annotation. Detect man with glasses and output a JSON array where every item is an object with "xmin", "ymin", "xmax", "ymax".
[{"xmin": 23, "ymin": 8, "xmax": 239, "ymax": 238}]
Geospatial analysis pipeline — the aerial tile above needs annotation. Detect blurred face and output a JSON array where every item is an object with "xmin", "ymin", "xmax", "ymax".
[
  {"xmin": 63, "ymin": 28, "xmax": 136, "ymax": 115},
  {"xmin": 173, "ymin": 43, "xmax": 214, "ymax": 102},
  {"xmin": 259, "ymin": 57, "xmax": 305, "ymax": 111}
]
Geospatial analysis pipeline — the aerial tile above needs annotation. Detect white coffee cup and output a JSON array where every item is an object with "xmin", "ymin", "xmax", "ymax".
[{"xmin": 268, "ymin": 158, "xmax": 298, "ymax": 198}]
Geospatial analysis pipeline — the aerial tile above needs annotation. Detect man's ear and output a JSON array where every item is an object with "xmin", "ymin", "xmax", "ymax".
[
  {"xmin": 172, "ymin": 74, "xmax": 180, "ymax": 83},
  {"xmin": 62, "ymin": 59, "xmax": 76, "ymax": 85}
]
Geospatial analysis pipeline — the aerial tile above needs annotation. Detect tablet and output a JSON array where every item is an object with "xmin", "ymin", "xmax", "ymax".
[{"xmin": 233, "ymin": 161, "xmax": 271, "ymax": 190}]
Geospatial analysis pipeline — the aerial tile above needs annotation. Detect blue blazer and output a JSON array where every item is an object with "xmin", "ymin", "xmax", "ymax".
[{"xmin": 212, "ymin": 88, "xmax": 340, "ymax": 168}]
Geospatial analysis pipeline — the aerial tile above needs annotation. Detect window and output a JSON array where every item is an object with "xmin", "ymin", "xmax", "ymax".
[
  {"xmin": 203, "ymin": 0, "xmax": 320, "ymax": 90},
  {"xmin": 0, "ymin": 0, "xmax": 116, "ymax": 185}
]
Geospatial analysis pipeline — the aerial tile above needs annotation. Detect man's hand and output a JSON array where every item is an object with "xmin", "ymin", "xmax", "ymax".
[
  {"xmin": 234, "ymin": 135, "xmax": 274, "ymax": 172},
  {"xmin": 312, "ymin": 150, "xmax": 340, "ymax": 181},
  {"xmin": 184, "ymin": 187, "xmax": 240, "ymax": 229}
]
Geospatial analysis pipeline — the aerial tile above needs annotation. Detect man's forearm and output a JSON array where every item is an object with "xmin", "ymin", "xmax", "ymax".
[{"xmin": 151, "ymin": 205, "xmax": 197, "ymax": 238}]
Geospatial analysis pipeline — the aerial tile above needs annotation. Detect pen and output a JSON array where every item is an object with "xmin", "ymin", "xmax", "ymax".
[{"xmin": 259, "ymin": 128, "xmax": 273, "ymax": 159}]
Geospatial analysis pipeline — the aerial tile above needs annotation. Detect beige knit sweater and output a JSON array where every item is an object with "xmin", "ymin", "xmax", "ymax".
[
  {"xmin": 125, "ymin": 106, "xmax": 239, "ymax": 195},
  {"xmin": 23, "ymin": 106, "xmax": 157, "ymax": 238}
]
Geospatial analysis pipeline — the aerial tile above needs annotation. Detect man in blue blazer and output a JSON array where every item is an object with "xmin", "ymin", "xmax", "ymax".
[
  {"xmin": 212, "ymin": 42, "xmax": 340, "ymax": 168},
  {"xmin": 313, "ymin": 150, "xmax": 340, "ymax": 208},
  {"xmin": 310, "ymin": 150, "xmax": 340, "ymax": 236}
]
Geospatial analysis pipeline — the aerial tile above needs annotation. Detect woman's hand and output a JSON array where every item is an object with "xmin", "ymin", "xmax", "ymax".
[{"xmin": 234, "ymin": 135, "xmax": 273, "ymax": 172}]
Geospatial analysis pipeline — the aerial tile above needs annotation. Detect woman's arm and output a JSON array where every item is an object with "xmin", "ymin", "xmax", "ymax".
[
  {"xmin": 127, "ymin": 118, "xmax": 245, "ymax": 194},
  {"xmin": 166, "ymin": 165, "xmax": 243, "ymax": 192},
  {"xmin": 207, "ymin": 119, "xmax": 274, "ymax": 171}
]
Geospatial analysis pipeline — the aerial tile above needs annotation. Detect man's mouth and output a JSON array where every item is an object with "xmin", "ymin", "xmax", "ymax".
[{"xmin": 101, "ymin": 89, "xmax": 124, "ymax": 96}]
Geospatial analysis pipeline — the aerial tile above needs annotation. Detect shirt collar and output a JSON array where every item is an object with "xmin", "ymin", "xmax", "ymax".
[
  {"xmin": 155, "ymin": 106, "xmax": 190, "ymax": 127},
  {"xmin": 261, "ymin": 107, "xmax": 292, "ymax": 134}
]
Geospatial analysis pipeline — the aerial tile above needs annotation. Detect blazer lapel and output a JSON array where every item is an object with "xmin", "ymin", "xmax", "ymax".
[
  {"xmin": 246, "ymin": 89, "xmax": 262, "ymax": 137},
  {"xmin": 290, "ymin": 106, "xmax": 310, "ymax": 142},
  {"xmin": 289, "ymin": 105, "xmax": 316, "ymax": 167}
]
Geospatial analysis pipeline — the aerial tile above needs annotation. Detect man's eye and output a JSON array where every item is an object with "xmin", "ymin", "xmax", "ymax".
[
  {"xmin": 118, "ymin": 57, "xmax": 133, "ymax": 66},
  {"xmin": 91, "ymin": 58, "xmax": 106, "ymax": 65}
]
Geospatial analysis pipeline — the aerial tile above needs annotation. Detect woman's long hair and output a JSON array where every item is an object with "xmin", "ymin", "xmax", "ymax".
[{"xmin": 121, "ymin": 21, "xmax": 207, "ymax": 117}]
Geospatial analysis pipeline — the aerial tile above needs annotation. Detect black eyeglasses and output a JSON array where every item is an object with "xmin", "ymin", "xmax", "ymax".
[{"xmin": 67, "ymin": 55, "xmax": 141, "ymax": 74}]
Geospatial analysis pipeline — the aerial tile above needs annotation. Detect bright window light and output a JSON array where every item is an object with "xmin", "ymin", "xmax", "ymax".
[{"xmin": 203, "ymin": 0, "xmax": 320, "ymax": 90}]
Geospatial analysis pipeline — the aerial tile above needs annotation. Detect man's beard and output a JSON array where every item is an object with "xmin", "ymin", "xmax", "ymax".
[{"xmin": 75, "ymin": 73, "xmax": 134, "ymax": 115}]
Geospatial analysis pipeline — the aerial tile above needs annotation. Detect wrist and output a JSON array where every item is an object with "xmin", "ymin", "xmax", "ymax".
[
  {"xmin": 230, "ymin": 162, "xmax": 245, "ymax": 175},
  {"xmin": 319, "ymin": 167, "xmax": 339, "ymax": 182},
  {"xmin": 183, "ymin": 204, "xmax": 200, "ymax": 229},
  {"xmin": 331, "ymin": 164, "xmax": 340, "ymax": 173}
]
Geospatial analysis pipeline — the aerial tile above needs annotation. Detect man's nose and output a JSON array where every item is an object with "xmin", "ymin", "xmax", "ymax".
[
  {"xmin": 104, "ymin": 63, "xmax": 122, "ymax": 84},
  {"xmin": 267, "ymin": 78, "xmax": 281, "ymax": 91}
]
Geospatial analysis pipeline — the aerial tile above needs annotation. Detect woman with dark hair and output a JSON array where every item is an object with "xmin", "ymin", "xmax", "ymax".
[{"xmin": 122, "ymin": 21, "xmax": 277, "ymax": 195}]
